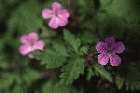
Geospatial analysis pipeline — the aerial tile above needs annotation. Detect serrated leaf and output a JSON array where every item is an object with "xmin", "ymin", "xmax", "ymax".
[
  {"xmin": 115, "ymin": 76, "xmax": 124, "ymax": 89},
  {"xmin": 41, "ymin": 49, "xmax": 67, "ymax": 69},
  {"xmin": 60, "ymin": 57, "xmax": 84, "ymax": 84},
  {"xmin": 86, "ymin": 67, "xmax": 95, "ymax": 81},
  {"xmin": 52, "ymin": 40, "xmax": 69, "ymax": 56},
  {"xmin": 63, "ymin": 30, "xmax": 81, "ymax": 53},
  {"xmin": 94, "ymin": 66, "xmax": 112, "ymax": 82},
  {"xmin": 79, "ymin": 45, "xmax": 89, "ymax": 54},
  {"xmin": 125, "ymin": 80, "xmax": 140, "ymax": 90}
]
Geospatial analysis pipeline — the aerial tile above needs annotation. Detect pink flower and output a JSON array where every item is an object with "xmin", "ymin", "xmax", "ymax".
[
  {"xmin": 42, "ymin": 2, "xmax": 70, "ymax": 29},
  {"xmin": 19, "ymin": 32, "xmax": 45, "ymax": 59},
  {"xmin": 96, "ymin": 37, "xmax": 125, "ymax": 66}
]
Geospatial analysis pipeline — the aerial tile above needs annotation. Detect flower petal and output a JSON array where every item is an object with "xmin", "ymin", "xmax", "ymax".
[
  {"xmin": 58, "ymin": 9, "xmax": 70, "ymax": 18},
  {"xmin": 19, "ymin": 45, "xmax": 31, "ymax": 55},
  {"xmin": 52, "ymin": 2, "xmax": 62, "ymax": 11},
  {"xmin": 105, "ymin": 37, "xmax": 115, "ymax": 45},
  {"xmin": 33, "ymin": 40, "xmax": 45, "ymax": 50},
  {"xmin": 42, "ymin": 8, "xmax": 53, "ymax": 19},
  {"xmin": 112, "ymin": 42, "xmax": 125, "ymax": 53},
  {"xmin": 48, "ymin": 17, "xmax": 59, "ymax": 29},
  {"xmin": 98, "ymin": 53, "xmax": 109, "ymax": 65},
  {"xmin": 57, "ymin": 14, "xmax": 68, "ymax": 26},
  {"xmin": 28, "ymin": 32, "xmax": 38, "ymax": 42},
  {"xmin": 96, "ymin": 41, "xmax": 108, "ymax": 53},
  {"xmin": 20, "ymin": 35, "xmax": 29, "ymax": 44},
  {"xmin": 110, "ymin": 53, "xmax": 121, "ymax": 66}
]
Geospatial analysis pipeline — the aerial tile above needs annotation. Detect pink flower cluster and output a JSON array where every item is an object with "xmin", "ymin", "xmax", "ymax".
[
  {"xmin": 19, "ymin": 2, "xmax": 69, "ymax": 59},
  {"xmin": 19, "ymin": 2, "xmax": 126, "ymax": 67},
  {"xmin": 19, "ymin": 32, "xmax": 45, "ymax": 59},
  {"xmin": 42, "ymin": 2, "xmax": 70, "ymax": 29}
]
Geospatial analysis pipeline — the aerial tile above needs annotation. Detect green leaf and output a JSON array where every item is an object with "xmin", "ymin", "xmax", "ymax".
[
  {"xmin": 94, "ymin": 66, "xmax": 112, "ymax": 82},
  {"xmin": 63, "ymin": 30, "xmax": 81, "ymax": 53},
  {"xmin": 41, "ymin": 49, "xmax": 67, "ymax": 69},
  {"xmin": 125, "ymin": 81, "xmax": 129, "ymax": 90},
  {"xmin": 52, "ymin": 40, "xmax": 69, "ymax": 56},
  {"xmin": 79, "ymin": 45, "xmax": 89, "ymax": 54},
  {"xmin": 60, "ymin": 57, "xmax": 85, "ymax": 84},
  {"xmin": 115, "ymin": 76, "xmax": 124, "ymax": 89},
  {"xmin": 32, "ymin": 51, "xmax": 43, "ymax": 60},
  {"xmin": 122, "ymin": 65, "xmax": 140, "ymax": 90},
  {"xmin": 86, "ymin": 67, "xmax": 95, "ymax": 81}
]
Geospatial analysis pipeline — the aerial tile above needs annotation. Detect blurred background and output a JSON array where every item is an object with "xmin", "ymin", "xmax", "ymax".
[{"xmin": 0, "ymin": 0, "xmax": 140, "ymax": 93}]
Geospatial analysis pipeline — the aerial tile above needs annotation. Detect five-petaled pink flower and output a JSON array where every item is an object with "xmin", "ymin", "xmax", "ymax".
[
  {"xmin": 96, "ymin": 37, "xmax": 125, "ymax": 66},
  {"xmin": 42, "ymin": 2, "xmax": 70, "ymax": 29},
  {"xmin": 19, "ymin": 32, "xmax": 45, "ymax": 59}
]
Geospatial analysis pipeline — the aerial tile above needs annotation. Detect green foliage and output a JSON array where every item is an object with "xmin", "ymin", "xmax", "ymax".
[
  {"xmin": 100, "ymin": 0, "xmax": 140, "ymax": 27},
  {"xmin": 40, "ymin": 40, "xmax": 69, "ymax": 69},
  {"xmin": 63, "ymin": 29, "xmax": 81, "ymax": 53},
  {"xmin": 7, "ymin": 0, "xmax": 42, "ymax": 36},
  {"xmin": 12, "ymin": 84, "xmax": 25, "ymax": 93},
  {"xmin": 86, "ymin": 67, "xmax": 96, "ymax": 81},
  {"xmin": 125, "ymin": 65, "xmax": 140, "ymax": 90},
  {"xmin": 41, "ymin": 49, "xmax": 67, "ymax": 69},
  {"xmin": 0, "ymin": 73, "xmax": 15, "ymax": 90},
  {"xmin": 60, "ymin": 57, "xmax": 84, "ymax": 85},
  {"xmin": 115, "ymin": 76, "xmax": 124, "ymax": 89},
  {"xmin": 94, "ymin": 66, "xmax": 112, "ymax": 82},
  {"xmin": 42, "ymin": 80, "xmax": 82, "ymax": 93},
  {"xmin": 22, "ymin": 67, "xmax": 40, "ymax": 84},
  {"xmin": 52, "ymin": 40, "xmax": 69, "ymax": 56}
]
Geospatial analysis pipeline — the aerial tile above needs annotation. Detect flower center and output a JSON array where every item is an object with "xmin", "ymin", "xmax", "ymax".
[
  {"xmin": 107, "ymin": 46, "xmax": 113, "ymax": 57},
  {"xmin": 53, "ymin": 10, "xmax": 58, "ymax": 17},
  {"xmin": 28, "ymin": 39, "xmax": 34, "ymax": 46}
]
